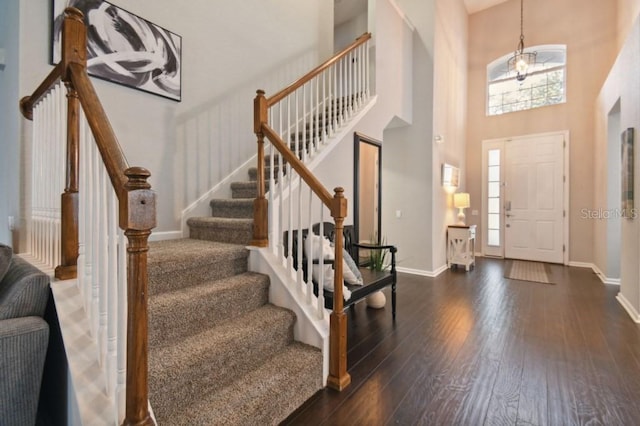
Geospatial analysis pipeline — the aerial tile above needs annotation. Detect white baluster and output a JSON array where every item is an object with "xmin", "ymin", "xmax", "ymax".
[
  {"xmin": 106, "ymin": 180, "xmax": 118, "ymax": 397},
  {"xmin": 296, "ymin": 176, "xmax": 303, "ymax": 296},
  {"xmin": 95, "ymin": 162, "xmax": 109, "ymax": 368},
  {"xmin": 306, "ymin": 187, "xmax": 314, "ymax": 305},
  {"xmin": 317, "ymin": 212, "xmax": 325, "ymax": 320},
  {"xmin": 116, "ymin": 231, "xmax": 127, "ymax": 423}
]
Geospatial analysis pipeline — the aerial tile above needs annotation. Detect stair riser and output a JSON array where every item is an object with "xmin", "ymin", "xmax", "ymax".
[
  {"xmin": 149, "ymin": 274, "xmax": 269, "ymax": 346},
  {"xmin": 210, "ymin": 201, "xmax": 254, "ymax": 218},
  {"xmin": 150, "ymin": 309, "xmax": 296, "ymax": 421},
  {"xmin": 230, "ymin": 182, "xmax": 268, "ymax": 199},
  {"xmin": 189, "ymin": 222, "xmax": 253, "ymax": 245},
  {"xmin": 149, "ymin": 255, "xmax": 248, "ymax": 295}
]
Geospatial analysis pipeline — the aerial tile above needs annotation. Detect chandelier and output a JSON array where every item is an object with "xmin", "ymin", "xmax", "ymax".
[{"xmin": 507, "ymin": 0, "xmax": 537, "ymax": 82}]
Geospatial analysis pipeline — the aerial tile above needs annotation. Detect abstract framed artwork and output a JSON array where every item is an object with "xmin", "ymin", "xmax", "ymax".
[
  {"xmin": 621, "ymin": 127, "xmax": 634, "ymax": 218},
  {"xmin": 52, "ymin": 0, "xmax": 182, "ymax": 101}
]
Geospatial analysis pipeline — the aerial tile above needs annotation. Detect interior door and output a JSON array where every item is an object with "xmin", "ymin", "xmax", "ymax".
[{"xmin": 504, "ymin": 134, "xmax": 565, "ymax": 263}]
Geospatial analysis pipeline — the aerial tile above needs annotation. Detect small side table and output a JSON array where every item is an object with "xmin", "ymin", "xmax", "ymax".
[{"xmin": 447, "ymin": 225, "xmax": 476, "ymax": 271}]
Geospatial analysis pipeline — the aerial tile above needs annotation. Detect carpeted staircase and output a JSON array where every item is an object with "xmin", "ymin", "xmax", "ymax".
[{"xmin": 147, "ymin": 167, "xmax": 322, "ymax": 424}]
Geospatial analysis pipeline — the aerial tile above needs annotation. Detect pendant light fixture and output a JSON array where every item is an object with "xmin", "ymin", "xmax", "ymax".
[{"xmin": 507, "ymin": 0, "xmax": 536, "ymax": 82}]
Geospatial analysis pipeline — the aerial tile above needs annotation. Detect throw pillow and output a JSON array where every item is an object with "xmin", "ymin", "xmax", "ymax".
[
  {"xmin": 0, "ymin": 243, "xmax": 12, "ymax": 284},
  {"xmin": 304, "ymin": 233, "xmax": 334, "ymax": 261},
  {"xmin": 313, "ymin": 264, "xmax": 351, "ymax": 301},
  {"xmin": 342, "ymin": 249, "xmax": 363, "ymax": 285}
]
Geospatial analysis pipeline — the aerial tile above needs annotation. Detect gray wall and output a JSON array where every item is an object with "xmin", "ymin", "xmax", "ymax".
[
  {"xmin": 0, "ymin": 0, "xmax": 21, "ymax": 247},
  {"xmin": 8, "ymin": 0, "xmax": 333, "ymax": 249}
]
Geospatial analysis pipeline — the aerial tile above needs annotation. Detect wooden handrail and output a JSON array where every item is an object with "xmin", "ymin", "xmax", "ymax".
[
  {"xmin": 261, "ymin": 125, "xmax": 333, "ymax": 207},
  {"xmin": 19, "ymin": 8, "xmax": 156, "ymax": 425},
  {"xmin": 263, "ymin": 120, "xmax": 351, "ymax": 390},
  {"xmin": 266, "ymin": 32, "xmax": 371, "ymax": 107},
  {"xmin": 19, "ymin": 63, "xmax": 64, "ymax": 120},
  {"xmin": 68, "ymin": 63, "xmax": 129, "ymax": 202},
  {"xmin": 253, "ymin": 28, "xmax": 366, "ymax": 387}
]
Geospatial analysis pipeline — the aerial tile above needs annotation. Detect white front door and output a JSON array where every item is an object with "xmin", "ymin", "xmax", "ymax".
[{"xmin": 504, "ymin": 134, "xmax": 565, "ymax": 263}]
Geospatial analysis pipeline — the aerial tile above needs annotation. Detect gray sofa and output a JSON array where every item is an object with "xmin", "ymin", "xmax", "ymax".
[{"xmin": 0, "ymin": 243, "xmax": 50, "ymax": 426}]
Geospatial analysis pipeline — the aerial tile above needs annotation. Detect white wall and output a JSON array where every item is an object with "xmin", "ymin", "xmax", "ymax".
[
  {"xmin": 9, "ymin": 0, "xmax": 333, "ymax": 248},
  {"xmin": 594, "ymin": 15, "xmax": 640, "ymax": 317},
  {"xmin": 314, "ymin": 0, "xmax": 415, "ymax": 235}
]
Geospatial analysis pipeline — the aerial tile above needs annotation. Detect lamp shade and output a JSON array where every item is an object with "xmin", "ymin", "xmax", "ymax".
[{"xmin": 453, "ymin": 193, "xmax": 470, "ymax": 209}]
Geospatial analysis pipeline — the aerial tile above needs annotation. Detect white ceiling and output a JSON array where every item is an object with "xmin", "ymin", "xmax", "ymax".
[
  {"xmin": 464, "ymin": 0, "xmax": 510, "ymax": 14},
  {"xmin": 334, "ymin": 0, "xmax": 511, "ymax": 27}
]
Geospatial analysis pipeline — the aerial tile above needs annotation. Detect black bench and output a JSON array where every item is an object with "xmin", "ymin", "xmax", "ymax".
[{"xmin": 284, "ymin": 222, "xmax": 398, "ymax": 319}]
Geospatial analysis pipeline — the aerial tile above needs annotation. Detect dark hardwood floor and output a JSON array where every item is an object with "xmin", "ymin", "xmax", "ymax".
[{"xmin": 283, "ymin": 257, "xmax": 640, "ymax": 425}]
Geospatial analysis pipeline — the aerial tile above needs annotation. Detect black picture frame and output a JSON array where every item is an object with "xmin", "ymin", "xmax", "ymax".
[
  {"xmin": 52, "ymin": 0, "xmax": 182, "ymax": 102},
  {"xmin": 353, "ymin": 132, "xmax": 382, "ymax": 265},
  {"xmin": 622, "ymin": 127, "xmax": 634, "ymax": 218}
]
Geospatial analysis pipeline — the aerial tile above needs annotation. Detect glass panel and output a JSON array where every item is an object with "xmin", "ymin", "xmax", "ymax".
[
  {"xmin": 488, "ymin": 213, "xmax": 500, "ymax": 230},
  {"xmin": 488, "ymin": 229, "xmax": 500, "ymax": 246},
  {"xmin": 488, "ymin": 182, "xmax": 500, "ymax": 198},
  {"xmin": 488, "ymin": 149, "xmax": 500, "ymax": 166},
  {"xmin": 488, "ymin": 165, "xmax": 500, "ymax": 182},
  {"xmin": 487, "ymin": 46, "xmax": 567, "ymax": 116},
  {"xmin": 488, "ymin": 198, "xmax": 500, "ymax": 214}
]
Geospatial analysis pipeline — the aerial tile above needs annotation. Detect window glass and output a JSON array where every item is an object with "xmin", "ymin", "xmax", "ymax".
[{"xmin": 487, "ymin": 45, "xmax": 566, "ymax": 116}]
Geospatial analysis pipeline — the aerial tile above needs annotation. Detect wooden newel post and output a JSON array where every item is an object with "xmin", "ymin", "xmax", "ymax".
[
  {"xmin": 54, "ymin": 7, "xmax": 86, "ymax": 279},
  {"xmin": 251, "ymin": 90, "xmax": 269, "ymax": 247},
  {"xmin": 121, "ymin": 167, "xmax": 156, "ymax": 426},
  {"xmin": 55, "ymin": 84, "xmax": 80, "ymax": 280},
  {"xmin": 327, "ymin": 187, "xmax": 351, "ymax": 391}
]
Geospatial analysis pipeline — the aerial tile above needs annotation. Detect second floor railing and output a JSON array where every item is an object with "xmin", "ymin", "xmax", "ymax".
[{"xmin": 19, "ymin": 8, "xmax": 155, "ymax": 425}]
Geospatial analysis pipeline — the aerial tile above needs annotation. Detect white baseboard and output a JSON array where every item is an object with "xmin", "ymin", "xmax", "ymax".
[
  {"xmin": 616, "ymin": 292, "xmax": 640, "ymax": 323},
  {"xmin": 591, "ymin": 263, "xmax": 621, "ymax": 285},
  {"xmin": 568, "ymin": 261, "xmax": 593, "ymax": 268},
  {"xmin": 396, "ymin": 264, "xmax": 448, "ymax": 278},
  {"xmin": 149, "ymin": 231, "xmax": 183, "ymax": 242}
]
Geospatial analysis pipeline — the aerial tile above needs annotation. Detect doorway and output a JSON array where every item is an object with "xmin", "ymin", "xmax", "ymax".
[
  {"xmin": 482, "ymin": 132, "xmax": 569, "ymax": 264},
  {"xmin": 354, "ymin": 132, "xmax": 382, "ymax": 262}
]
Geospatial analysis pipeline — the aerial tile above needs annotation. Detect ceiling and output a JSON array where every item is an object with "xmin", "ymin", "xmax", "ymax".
[
  {"xmin": 334, "ymin": 0, "xmax": 512, "ymax": 26},
  {"xmin": 463, "ymin": 0, "xmax": 510, "ymax": 14}
]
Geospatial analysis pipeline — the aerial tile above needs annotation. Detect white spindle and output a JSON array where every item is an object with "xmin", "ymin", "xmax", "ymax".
[
  {"xmin": 98, "ymin": 161, "xmax": 109, "ymax": 369},
  {"xmin": 106, "ymin": 185, "xmax": 118, "ymax": 397},
  {"xmin": 317, "ymin": 211, "xmax": 325, "ymax": 320},
  {"xmin": 306, "ymin": 187, "xmax": 313, "ymax": 305},
  {"xmin": 116, "ymin": 231, "xmax": 127, "ymax": 423}
]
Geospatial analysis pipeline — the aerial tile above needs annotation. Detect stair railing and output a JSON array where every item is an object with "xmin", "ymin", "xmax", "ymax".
[
  {"xmin": 19, "ymin": 8, "xmax": 155, "ymax": 426},
  {"xmin": 252, "ymin": 33, "xmax": 371, "ymax": 391}
]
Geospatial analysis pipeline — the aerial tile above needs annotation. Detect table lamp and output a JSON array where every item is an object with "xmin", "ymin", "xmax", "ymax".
[{"xmin": 453, "ymin": 192, "xmax": 470, "ymax": 225}]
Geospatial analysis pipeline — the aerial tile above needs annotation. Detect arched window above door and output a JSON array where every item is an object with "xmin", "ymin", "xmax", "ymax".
[{"xmin": 487, "ymin": 45, "xmax": 566, "ymax": 116}]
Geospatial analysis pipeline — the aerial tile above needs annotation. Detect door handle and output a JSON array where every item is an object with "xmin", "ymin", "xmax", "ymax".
[{"xmin": 505, "ymin": 201, "xmax": 512, "ymax": 211}]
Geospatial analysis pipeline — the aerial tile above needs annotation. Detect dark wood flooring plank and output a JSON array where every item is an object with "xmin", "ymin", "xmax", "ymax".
[{"xmin": 283, "ymin": 258, "xmax": 640, "ymax": 426}]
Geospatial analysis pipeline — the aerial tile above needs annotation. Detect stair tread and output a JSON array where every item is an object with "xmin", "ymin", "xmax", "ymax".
[
  {"xmin": 188, "ymin": 216, "xmax": 253, "ymax": 225},
  {"xmin": 148, "ymin": 238, "xmax": 247, "ymax": 273},
  {"xmin": 163, "ymin": 342, "xmax": 322, "ymax": 426}
]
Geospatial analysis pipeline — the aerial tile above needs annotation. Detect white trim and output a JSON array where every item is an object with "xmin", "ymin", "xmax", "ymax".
[
  {"xmin": 568, "ymin": 261, "xmax": 593, "ymax": 268},
  {"xmin": 387, "ymin": 0, "xmax": 415, "ymax": 31},
  {"xmin": 397, "ymin": 264, "xmax": 448, "ymax": 278},
  {"xmin": 616, "ymin": 292, "xmax": 640, "ymax": 323},
  {"xmin": 591, "ymin": 263, "xmax": 621, "ymax": 285},
  {"xmin": 149, "ymin": 231, "xmax": 183, "ymax": 242},
  {"xmin": 481, "ymin": 131, "xmax": 570, "ymax": 265},
  {"xmin": 247, "ymin": 247, "xmax": 330, "ymax": 385},
  {"xmin": 180, "ymin": 155, "xmax": 257, "ymax": 237}
]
